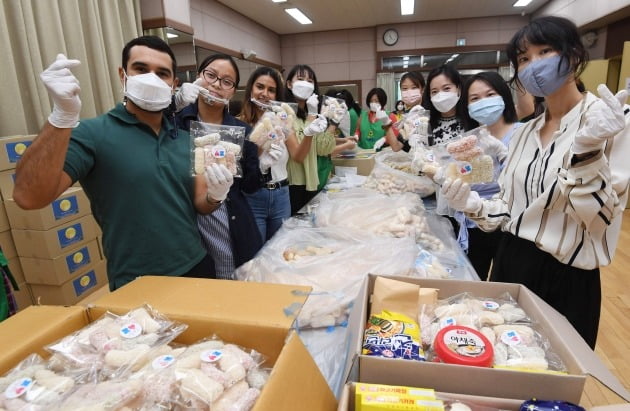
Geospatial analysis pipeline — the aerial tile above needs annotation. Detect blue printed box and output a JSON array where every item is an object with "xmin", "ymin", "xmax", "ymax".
[
  {"xmin": 0, "ymin": 135, "xmax": 35, "ymax": 171},
  {"xmin": 28, "ymin": 260, "xmax": 107, "ymax": 306}
]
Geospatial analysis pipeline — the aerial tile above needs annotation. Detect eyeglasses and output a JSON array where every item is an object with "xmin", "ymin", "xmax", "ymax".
[{"xmin": 202, "ymin": 70, "xmax": 236, "ymax": 90}]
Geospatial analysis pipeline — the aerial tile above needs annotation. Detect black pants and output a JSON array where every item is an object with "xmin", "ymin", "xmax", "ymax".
[
  {"xmin": 467, "ymin": 228, "xmax": 503, "ymax": 281},
  {"xmin": 491, "ymin": 233, "xmax": 601, "ymax": 349},
  {"xmin": 289, "ymin": 185, "xmax": 319, "ymax": 216},
  {"xmin": 181, "ymin": 253, "xmax": 217, "ymax": 279}
]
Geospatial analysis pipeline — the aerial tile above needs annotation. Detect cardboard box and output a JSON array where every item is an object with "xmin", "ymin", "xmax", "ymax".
[
  {"xmin": 338, "ymin": 382, "xmax": 525, "ymax": 411},
  {"xmin": 345, "ymin": 275, "xmax": 630, "ymax": 405},
  {"xmin": 7, "ymin": 257, "xmax": 24, "ymax": 284},
  {"xmin": 11, "ymin": 214, "xmax": 99, "ymax": 259},
  {"xmin": 0, "ymin": 135, "xmax": 34, "ymax": 171},
  {"xmin": 0, "ymin": 230, "xmax": 16, "ymax": 259},
  {"xmin": 0, "ymin": 169, "xmax": 16, "ymax": 200},
  {"xmin": 4, "ymin": 187, "xmax": 90, "ymax": 230},
  {"xmin": 20, "ymin": 239, "xmax": 101, "ymax": 285},
  {"xmin": 0, "ymin": 201, "xmax": 9, "ymax": 232},
  {"xmin": 29, "ymin": 260, "xmax": 107, "ymax": 306},
  {"xmin": 332, "ymin": 150, "xmax": 376, "ymax": 176},
  {"xmin": 12, "ymin": 281, "xmax": 33, "ymax": 312},
  {"xmin": 0, "ymin": 277, "xmax": 338, "ymax": 411}
]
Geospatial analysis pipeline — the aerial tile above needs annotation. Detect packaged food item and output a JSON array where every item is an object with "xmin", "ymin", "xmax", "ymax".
[
  {"xmin": 359, "ymin": 393, "xmax": 444, "ymax": 411},
  {"xmin": 248, "ymin": 101, "xmax": 297, "ymax": 153},
  {"xmin": 362, "ymin": 311, "xmax": 425, "ymax": 361},
  {"xmin": 364, "ymin": 151, "xmax": 435, "ymax": 197},
  {"xmin": 190, "ymin": 121, "xmax": 246, "ymax": 177},
  {"xmin": 433, "ymin": 325, "xmax": 494, "ymax": 367}
]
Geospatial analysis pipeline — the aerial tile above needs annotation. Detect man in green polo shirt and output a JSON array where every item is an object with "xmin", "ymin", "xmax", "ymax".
[{"xmin": 13, "ymin": 36, "xmax": 233, "ymax": 290}]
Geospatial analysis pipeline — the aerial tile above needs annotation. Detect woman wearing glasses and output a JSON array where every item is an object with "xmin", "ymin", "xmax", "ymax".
[{"xmin": 176, "ymin": 53, "xmax": 263, "ymax": 280}]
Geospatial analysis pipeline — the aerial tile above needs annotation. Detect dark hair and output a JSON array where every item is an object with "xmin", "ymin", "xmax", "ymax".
[
  {"xmin": 239, "ymin": 66, "xmax": 285, "ymax": 126},
  {"xmin": 328, "ymin": 88, "xmax": 361, "ymax": 114},
  {"xmin": 122, "ymin": 35, "xmax": 177, "ymax": 75},
  {"xmin": 422, "ymin": 64, "xmax": 465, "ymax": 130},
  {"xmin": 285, "ymin": 64, "xmax": 319, "ymax": 120},
  {"xmin": 506, "ymin": 16, "xmax": 588, "ymax": 90},
  {"xmin": 395, "ymin": 100, "xmax": 405, "ymax": 111},
  {"xmin": 197, "ymin": 53, "xmax": 240, "ymax": 88},
  {"xmin": 366, "ymin": 87, "xmax": 388, "ymax": 108},
  {"xmin": 461, "ymin": 71, "xmax": 518, "ymax": 131},
  {"xmin": 400, "ymin": 71, "xmax": 426, "ymax": 90}
]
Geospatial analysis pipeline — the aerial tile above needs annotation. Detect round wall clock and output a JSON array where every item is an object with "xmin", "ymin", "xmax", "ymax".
[{"xmin": 383, "ymin": 28, "xmax": 399, "ymax": 46}]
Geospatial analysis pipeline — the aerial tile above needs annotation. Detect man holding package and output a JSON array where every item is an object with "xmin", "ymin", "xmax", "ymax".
[{"xmin": 13, "ymin": 36, "xmax": 232, "ymax": 290}]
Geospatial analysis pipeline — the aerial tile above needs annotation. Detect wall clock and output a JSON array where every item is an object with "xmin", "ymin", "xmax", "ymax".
[{"xmin": 383, "ymin": 28, "xmax": 399, "ymax": 46}]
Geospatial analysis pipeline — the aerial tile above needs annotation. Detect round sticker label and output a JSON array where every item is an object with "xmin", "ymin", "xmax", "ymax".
[
  {"xmin": 59, "ymin": 199, "xmax": 72, "ymax": 211},
  {"xmin": 443, "ymin": 329, "xmax": 486, "ymax": 357},
  {"xmin": 73, "ymin": 251, "xmax": 84, "ymax": 264},
  {"xmin": 425, "ymin": 152, "xmax": 435, "ymax": 162},
  {"xmin": 200, "ymin": 349, "xmax": 223, "ymax": 363},
  {"xmin": 458, "ymin": 162, "xmax": 473, "ymax": 176},
  {"xmin": 152, "ymin": 354, "xmax": 176, "ymax": 370},
  {"xmin": 440, "ymin": 316, "xmax": 456, "ymax": 328},
  {"xmin": 501, "ymin": 329, "xmax": 523, "ymax": 346},
  {"xmin": 64, "ymin": 227, "xmax": 77, "ymax": 240},
  {"xmin": 14, "ymin": 143, "xmax": 28, "ymax": 155},
  {"xmin": 119, "ymin": 321, "xmax": 143, "ymax": 339},
  {"xmin": 482, "ymin": 300, "xmax": 499, "ymax": 311},
  {"xmin": 5, "ymin": 377, "xmax": 33, "ymax": 399},
  {"xmin": 211, "ymin": 145, "xmax": 226, "ymax": 159}
]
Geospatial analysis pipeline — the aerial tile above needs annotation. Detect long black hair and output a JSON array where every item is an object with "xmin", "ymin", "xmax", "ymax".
[
  {"xmin": 285, "ymin": 64, "xmax": 319, "ymax": 120},
  {"xmin": 461, "ymin": 71, "xmax": 518, "ymax": 131}
]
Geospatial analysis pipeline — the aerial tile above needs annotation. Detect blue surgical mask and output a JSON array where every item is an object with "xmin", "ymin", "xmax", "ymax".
[
  {"xmin": 468, "ymin": 96, "xmax": 505, "ymax": 125},
  {"xmin": 518, "ymin": 54, "xmax": 571, "ymax": 97}
]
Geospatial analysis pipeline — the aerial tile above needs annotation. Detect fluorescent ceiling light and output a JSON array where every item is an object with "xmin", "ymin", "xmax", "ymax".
[
  {"xmin": 166, "ymin": 32, "xmax": 178, "ymax": 39},
  {"xmin": 271, "ymin": 0, "xmax": 287, "ymax": 2},
  {"xmin": 513, "ymin": 0, "xmax": 533, "ymax": 6},
  {"xmin": 401, "ymin": 0, "xmax": 414, "ymax": 15},
  {"xmin": 403, "ymin": 56, "xmax": 409, "ymax": 61},
  {"xmin": 285, "ymin": 8, "xmax": 312, "ymax": 24}
]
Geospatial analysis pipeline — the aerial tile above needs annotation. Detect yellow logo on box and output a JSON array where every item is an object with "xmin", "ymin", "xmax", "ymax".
[
  {"xmin": 14, "ymin": 143, "xmax": 27, "ymax": 155},
  {"xmin": 73, "ymin": 252, "xmax": 84, "ymax": 264},
  {"xmin": 59, "ymin": 199, "xmax": 72, "ymax": 212},
  {"xmin": 79, "ymin": 275, "xmax": 91, "ymax": 287},
  {"xmin": 65, "ymin": 227, "xmax": 77, "ymax": 240}
]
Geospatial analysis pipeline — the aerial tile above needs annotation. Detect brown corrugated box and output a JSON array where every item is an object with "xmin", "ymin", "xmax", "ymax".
[
  {"xmin": 28, "ymin": 260, "xmax": 107, "ymax": 306},
  {"xmin": 0, "ymin": 169, "xmax": 16, "ymax": 200},
  {"xmin": 0, "ymin": 201, "xmax": 9, "ymax": 232},
  {"xmin": 0, "ymin": 230, "xmax": 16, "ymax": 259},
  {"xmin": 332, "ymin": 150, "xmax": 376, "ymax": 176},
  {"xmin": 0, "ymin": 135, "xmax": 34, "ymax": 171}
]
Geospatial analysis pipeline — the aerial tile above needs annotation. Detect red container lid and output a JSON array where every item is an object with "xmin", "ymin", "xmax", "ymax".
[{"xmin": 434, "ymin": 325, "xmax": 494, "ymax": 367}]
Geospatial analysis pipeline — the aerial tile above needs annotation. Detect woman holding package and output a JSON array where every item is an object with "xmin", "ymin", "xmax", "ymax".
[
  {"xmin": 440, "ymin": 16, "xmax": 630, "ymax": 348},
  {"xmin": 175, "ymin": 53, "xmax": 263, "ymax": 279},
  {"xmin": 423, "ymin": 64, "xmax": 465, "ymax": 145},
  {"xmin": 385, "ymin": 70, "xmax": 426, "ymax": 152},
  {"xmin": 354, "ymin": 87, "xmax": 399, "ymax": 150},
  {"xmin": 457, "ymin": 71, "xmax": 521, "ymax": 279},
  {"xmin": 284, "ymin": 64, "xmax": 336, "ymax": 215}
]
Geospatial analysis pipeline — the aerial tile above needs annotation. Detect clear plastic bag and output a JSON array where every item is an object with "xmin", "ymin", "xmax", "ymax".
[
  {"xmin": 363, "ymin": 150, "xmax": 436, "ymax": 197},
  {"xmin": 190, "ymin": 121, "xmax": 246, "ymax": 177},
  {"xmin": 396, "ymin": 106, "xmax": 430, "ymax": 145},
  {"xmin": 235, "ymin": 225, "xmax": 418, "ymax": 329},
  {"xmin": 321, "ymin": 96, "xmax": 347, "ymax": 123}
]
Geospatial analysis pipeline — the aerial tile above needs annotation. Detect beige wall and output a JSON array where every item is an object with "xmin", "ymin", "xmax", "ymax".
[{"xmin": 535, "ymin": 0, "xmax": 630, "ymax": 27}]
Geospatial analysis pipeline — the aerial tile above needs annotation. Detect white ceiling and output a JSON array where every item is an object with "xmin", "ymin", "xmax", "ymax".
[{"xmin": 216, "ymin": 0, "xmax": 551, "ymax": 35}]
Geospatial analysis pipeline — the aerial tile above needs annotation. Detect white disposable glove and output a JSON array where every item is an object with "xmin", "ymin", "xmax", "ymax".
[
  {"xmin": 204, "ymin": 163, "xmax": 233, "ymax": 202},
  {"xmin": 440, "ymin": 178, "xmax": 482, "ymax": 213},
  {"xmin": 375, "ymin": 110, "xmax": 392, "ymax": 126},
  {"xmin": 328, "ymin": 102, "xmax": 348, "ymax": 126},
  {"xmin": 303, "ymin": 114, "xmax": 328, "ymax": 137},
  {"xmin": 373, "ymin": 137, "xmax": 386, "ymax": 150},
  {"xmin": 306, "ymin": 94, "xmax": 319, "ymax": 115},
  {"xmin": 40, "ymin": 54, "xmax": 82, "ymax": 128},
  {"xmin": 409, "ymin": 105, "xmax": 426, "ymax": 115},
  {"xmin": 479, "ymin": 128, "xmax": 508, "ymax": 164},
  {"xmin": 572, "ymin": 84, "xmax": 628, "ymax": 154},
  {"xmin": 259, "ymin": 143, "xmax": 285, "ymax": 172},
  {"xmin": 174, "ymin": 78, "xmax": 205, "ymax": 112}
]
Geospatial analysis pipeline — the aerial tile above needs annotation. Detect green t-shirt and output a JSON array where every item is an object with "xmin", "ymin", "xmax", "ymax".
[
  {"xmin": 358, "ymin": 109, "xmax": 392, "ymax": 149},
  {"xmin": 64, "ymin": 104, "xmax": 206, "ymax": 290}
]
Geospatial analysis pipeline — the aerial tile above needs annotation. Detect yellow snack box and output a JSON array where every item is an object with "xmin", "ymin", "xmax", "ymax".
[{"xmin": 360, "ymin": 393, "xmax": 444, "ymax": 411}]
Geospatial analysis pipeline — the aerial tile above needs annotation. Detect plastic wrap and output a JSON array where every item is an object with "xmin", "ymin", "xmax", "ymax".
[
  {"xmin": 235, "ymin": 225, "xmax": 418, "ymax": 329},
  {"xmin": 190, "ymin": 121, "xmax": 246, "ymax": 177},
  {"xmin": 396, "ymin": 106, "xmax": 430, "ymax": 145},
  {"xmin": 363, "ymin": 150, "xmax": 436, "ymax": 197},
  {"xmin": 248, "ymin": 101, "xmax": 296, "ymax": 154}
]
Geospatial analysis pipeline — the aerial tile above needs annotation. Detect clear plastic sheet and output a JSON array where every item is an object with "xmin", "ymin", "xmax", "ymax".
[
  {"xmin": 190, "ymin": 121, "xmax": 246, "ymax": 177},
  {"xmin": 363, "ymin": 150, "xmax": 436, "ymax": 197}
]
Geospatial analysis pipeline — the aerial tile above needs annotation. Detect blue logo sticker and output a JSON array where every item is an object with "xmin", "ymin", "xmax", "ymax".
[
  {"xmin": 65, "ymin": 246, "xmax": 91, "ymax": 273},
  {"xmin": 72, "ymin": 270, "xmax": 96, "ymax": 296},
  {"xmin": 5, "ymin": 141, "xmax": 32, "ymax": 163},
  {"xmin": 56, "ymin": 223, "xmax": 84, "ymax": 249},
  {"xmin": 52, "ymin": 195, "xmax": 79, "ymax": 220}
]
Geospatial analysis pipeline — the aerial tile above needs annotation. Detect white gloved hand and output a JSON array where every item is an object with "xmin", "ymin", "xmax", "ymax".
[
  {"xmin": 40, "ymin": 54, "xmax": 82, "ymax": 128},
  {"xmin": 375, "ymin": 110, "xmax": 392, "ymax": 126},
  {"xmin": 328, "ymin": 102, "xmax": 348, "ymax": 125},
  {"xmin": 204, "ymin": 163, "xmax": 234, "ymax": 202},
  {"xmin": 440, "ymin": 178, "xmax": 482, "ymax": 213},
  {"xmin": 306, "ymin": 94, "xmax": 319, "ymax": 115},
  {"xmin": 409, "ymin": 105, "xmax": 426, "ymax": 115},
  {"xmin": 303, "ymin": 114, "xmax": 328, "ymax": 136},
  {"xmin": 373, "ymin": 137, "xmax": 386, "ymax": 150},
  {"xmin": 174, "ymin": 78, "xmax": 205, "ymax": 112},
  {"xmin": 572, "ymin": 84, "xmax": 628, "ymax": 154},
  {"xmin": 259, "ymin": 143, "xmax": 285, "ymax": 172},
  {"xmin": 479, "ymin": 128, "xmax": 508, "ymax": 164}
]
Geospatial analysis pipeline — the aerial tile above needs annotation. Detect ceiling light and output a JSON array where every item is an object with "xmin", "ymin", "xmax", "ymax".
[
  {"xmin": 403, "ymin": 56, "xmax": 409, "ymax": 61},
  {"xmin": 401, "ymin": 0, "xmax": 414, "ymax": 15},
  {"xmin": 166, "ymin": 32, "xmax": 178, "ymax": 39},
  {"xmin": 513, "ymin": 0, "xmax": 533, "ymax": 6},
  {"xmin": 403, "ymin": 63, "xmax": 409, "ymax": 68},
  {"xmin": 285, "ymin": 8, "xmax": 312, "ymax": 24},
  {"xmin": 271, "ymin": 0, "xmax": 287, "ymax": 2}
]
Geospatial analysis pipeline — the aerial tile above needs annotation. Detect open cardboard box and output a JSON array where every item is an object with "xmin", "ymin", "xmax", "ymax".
[
  {"xmin": 343, "ymin": 275, "xmax": 630, "ymax": 405},
  {"xmin": 0, "ymin": 276, "xmax": 337, "ymax": 411}
]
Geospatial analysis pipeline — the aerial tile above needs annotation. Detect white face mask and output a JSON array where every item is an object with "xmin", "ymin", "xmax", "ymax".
[
  {"xmin": 431, "ymin": 91, "xmax": 459, "ymax": 113},
  {"xmin": 124, "ymin": 72, "xmax": 173, "ymax": 112},
  {"xmin": 291, "ymin": 80, "xmax": 314, "ymax": 100},
  {"xmin": 369, "ymin": 102, "xmax": 381, "ymax": 112}
]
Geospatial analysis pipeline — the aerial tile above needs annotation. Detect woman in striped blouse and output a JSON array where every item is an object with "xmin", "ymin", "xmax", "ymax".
[{"xmin": 440, "ymin": 16, "xmax": 630, "ymax": 349}]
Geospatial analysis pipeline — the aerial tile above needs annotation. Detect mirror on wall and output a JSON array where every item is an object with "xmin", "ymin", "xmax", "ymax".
[{"xmin": 143, "ymin": 27, "xmax": 196, "ymax": 85}]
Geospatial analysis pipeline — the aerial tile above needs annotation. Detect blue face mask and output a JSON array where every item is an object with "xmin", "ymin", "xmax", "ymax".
[
  {"xmin": 468, "ymin": 96, "xmax": 505, "ymax": 125},
  {"xmin": 518, "ymin": 54, "xmax": 571, "ymax": 97}
]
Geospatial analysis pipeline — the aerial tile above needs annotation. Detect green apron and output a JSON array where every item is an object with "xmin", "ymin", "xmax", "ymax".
[
  {"xmin": 0, "ymin": 250, "xmax": 18, "ymax": 321},
  {"xmin": 317, "ymin": 155, "xmax": 333, "ymax": 191},
  {"xmin": 358, "ymin": 110, "xmax": 388, "ymax": 149}
]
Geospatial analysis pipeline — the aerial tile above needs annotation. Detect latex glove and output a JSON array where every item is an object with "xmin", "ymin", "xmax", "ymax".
[
  {"xmin": 259, "ymin": 143, "xmax": 285, "ymax": 172},
  {"xmin": 40, "ymin": 54, "xmax": 82, "ymax": 128},
  {"xmin": 174, "ymin": 78, "xmax": 205, "ymax": 112},
  {"xmin": 479, "ymin": 128, "xmax": 508, "ymax": 163},
  {"xmin": 329, "ymin": 102, "xmax": 348, "ymax": 126},
  {"xmin": 303, "ymin": 114, "xmax": 328, "ymax": 137},
  {"xmin": 409, "ymin": 105, "xmax": 426, "ymax": 115},
  {"xmin": 375, "ymin": 110, "xmax": 392, "ymax": 126},
  {"xmin": 373, "ymin": 137, "xmax": 386, "ymax": 151},
  {"xmin": 306, "ymin": 94, "xmax": 319, "ymax": 115},
  {"xmin": 572, "ymin": 84, "xmax": 628, "ymax": 154},
  {"xmin": 204, "ymin": 163, "xmax": 233, "ymax": 202},
  {"xmin": 440, "ymin": 178, "xmax": 482, "ymax": 213}
]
